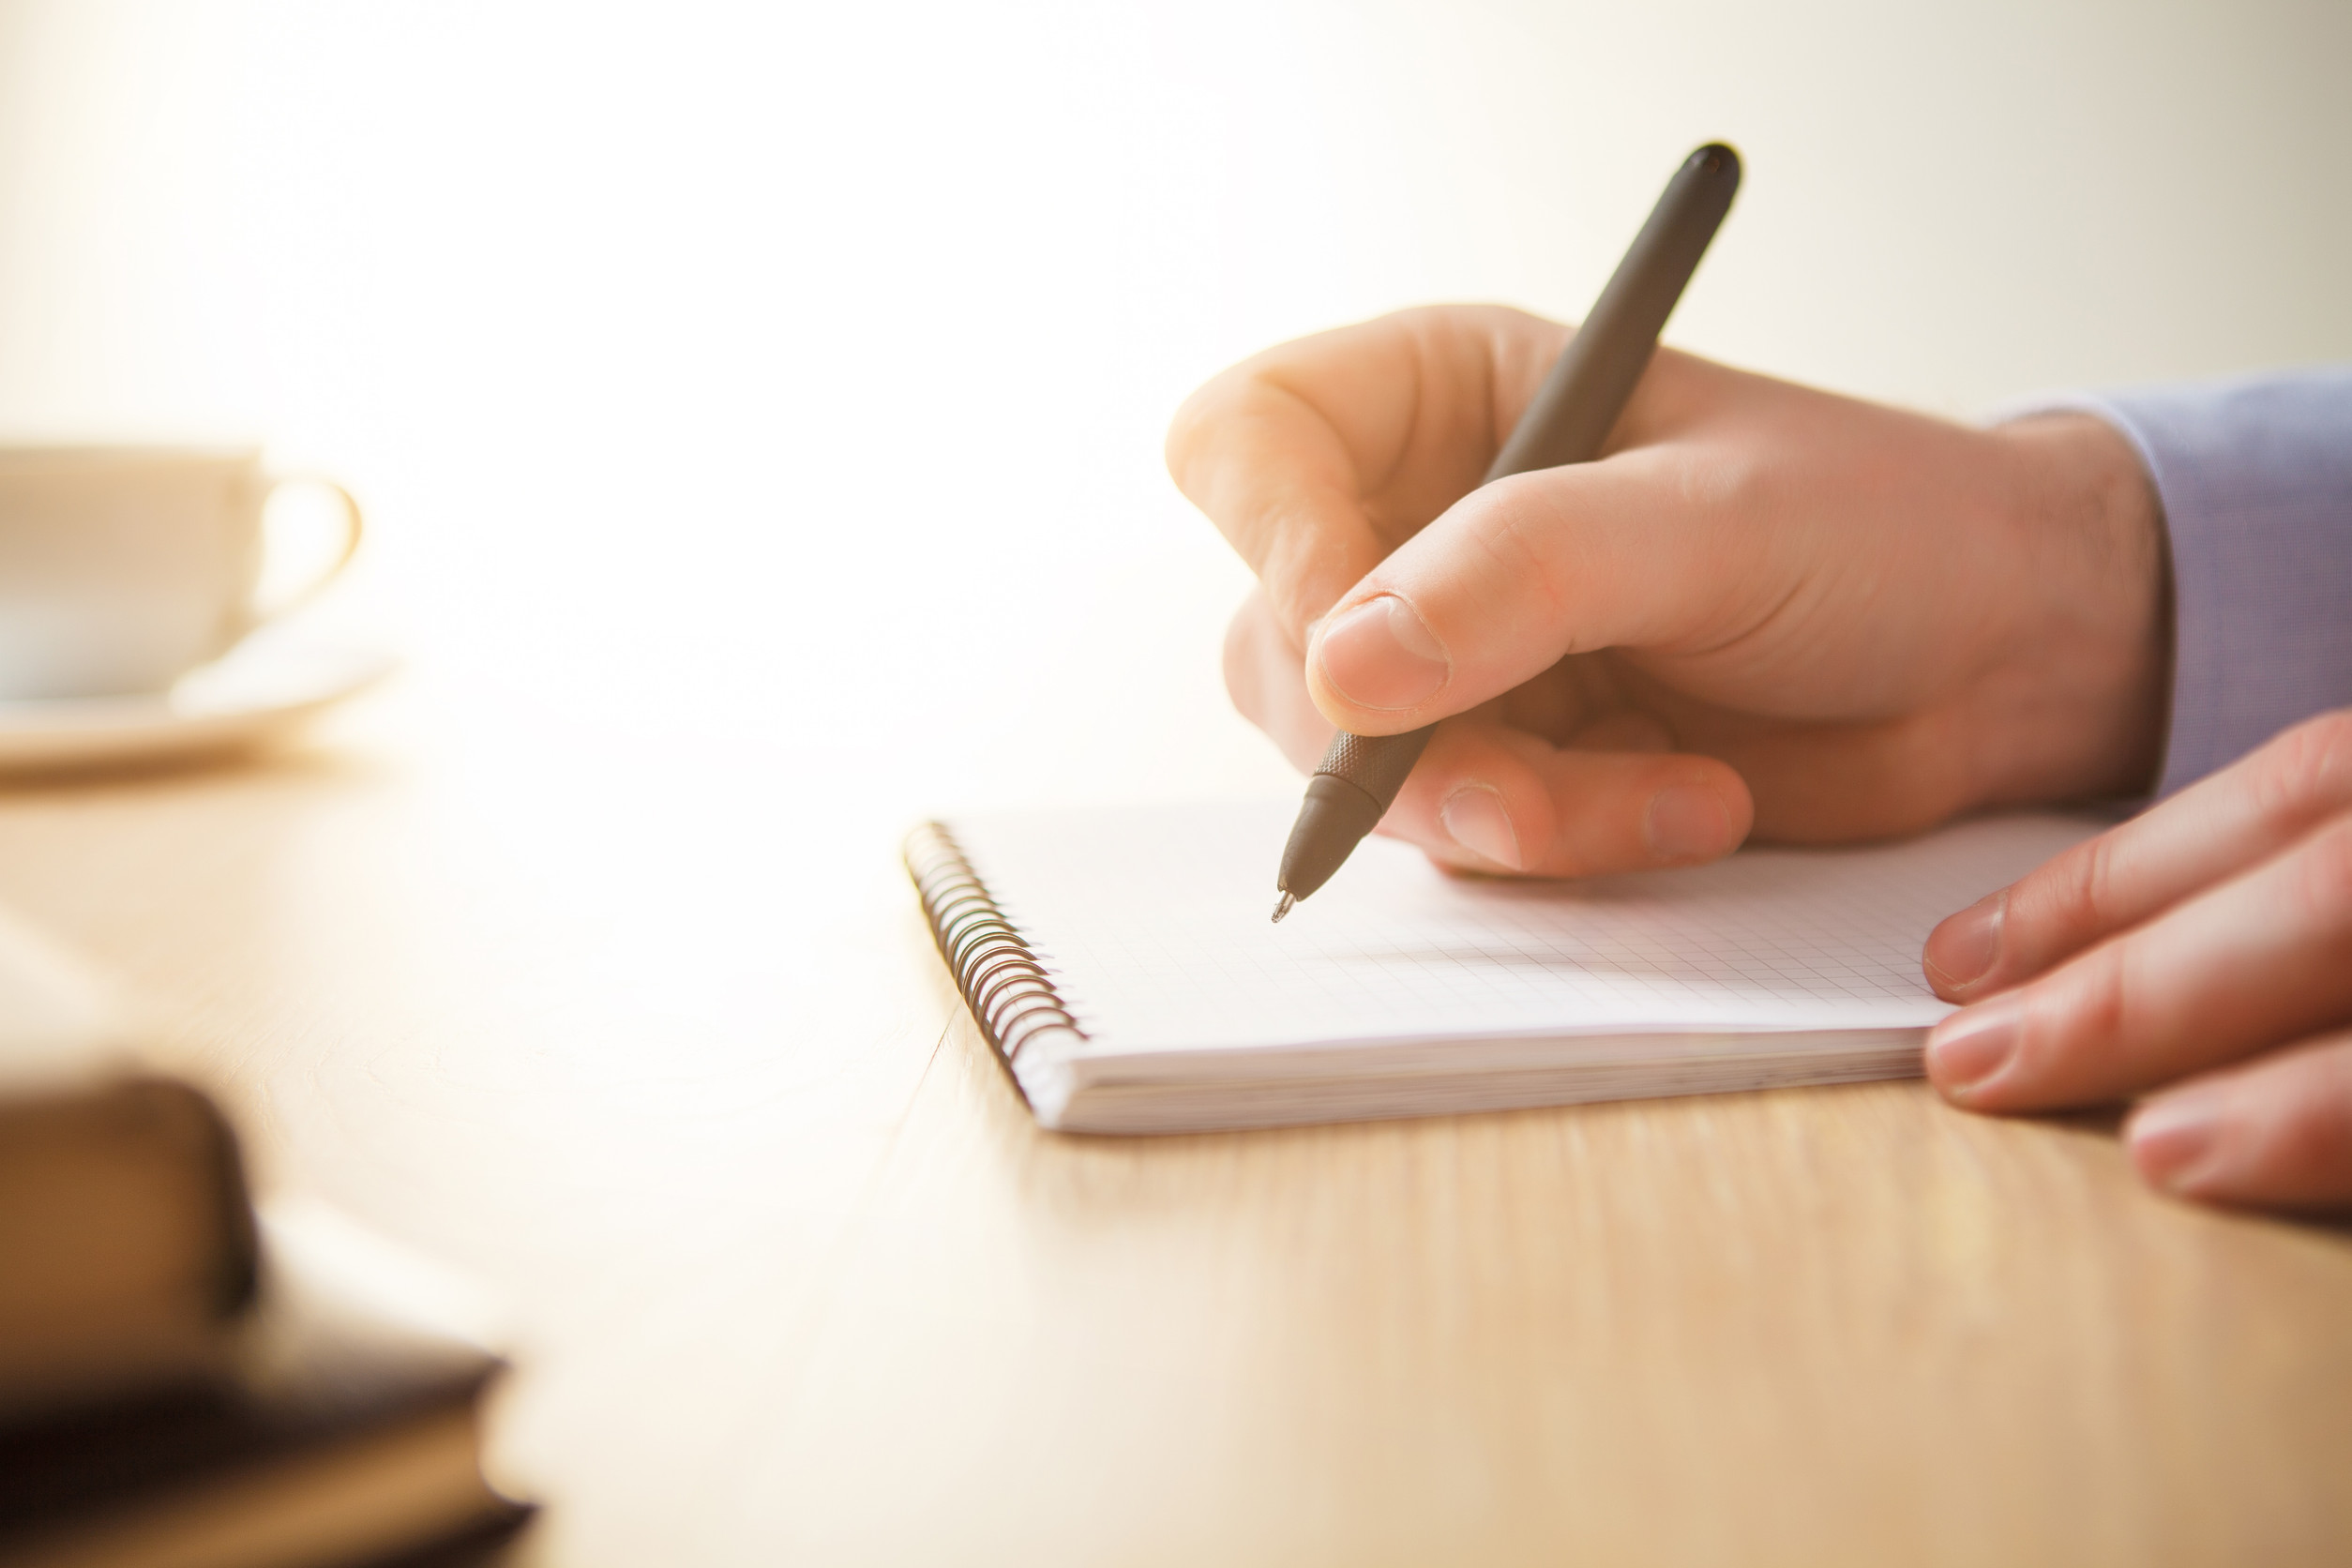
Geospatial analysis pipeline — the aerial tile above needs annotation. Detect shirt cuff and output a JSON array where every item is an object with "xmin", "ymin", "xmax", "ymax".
[{"xmin": 1998, "ymin": 367, "xmax": 2352, "ymax": 796}]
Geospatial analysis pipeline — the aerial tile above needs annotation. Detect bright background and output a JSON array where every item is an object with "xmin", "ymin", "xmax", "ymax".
[{"xmin": 1, "ymin": 0, "xmax": 2348, "ymax": 826}]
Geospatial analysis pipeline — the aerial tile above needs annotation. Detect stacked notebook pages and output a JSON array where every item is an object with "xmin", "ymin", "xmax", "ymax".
[{"xmin": 908, "ymin": 802, "xmax": 2099, "ymax": 1134}]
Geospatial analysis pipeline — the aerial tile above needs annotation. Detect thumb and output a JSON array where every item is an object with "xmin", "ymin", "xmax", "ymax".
[{"xmin": 1303, "ymin": 449, "xmax": 1740, "ymax": 734}]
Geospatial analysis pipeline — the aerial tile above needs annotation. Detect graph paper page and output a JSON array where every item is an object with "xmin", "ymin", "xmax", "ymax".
[{"xmin": 946, "ymin": 803, "xmax": 2101, "ymax": 1058}]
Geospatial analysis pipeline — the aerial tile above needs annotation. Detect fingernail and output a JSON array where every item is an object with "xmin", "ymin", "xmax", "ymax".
[
  {"xmin": 1642, "ymin": 783, "xmax": 1733, "ymax": 862},
  {"xmin": 1440, "ymin": 784, "xmax": 1524, "ymax": 870},
  {"xmin": 2128, "ymin": 1093, "xmax": 2225, "ymax": 1194},
  {"xmin": 1923, "ymin": 893, "xmax": 2005, "ymax": 991},
  {"xmin": 1315, "ymin": 596, "xmax": 1450, "ymax": 711},
  {"xmin": 1926, "ymin": 1004, "xmax": 2020, "ymax": 1099}
]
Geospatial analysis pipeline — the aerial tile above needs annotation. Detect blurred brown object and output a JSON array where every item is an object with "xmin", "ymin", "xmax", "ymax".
[
  {"xmin": 0, "ymin": 906, "xmax": 528, "ymax": 1568},
  {"xmin": 0, "ymin": 1078, "xmax": 257, "ymax": 1421},
  {"xmin": 0, "ymin": 1202, "xmax": 524, "ymax": 1568}
]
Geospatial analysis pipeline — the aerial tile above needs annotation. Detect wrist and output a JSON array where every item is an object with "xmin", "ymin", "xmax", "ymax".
[{"xmin": 1975, "ymin": 413, "xmax": 2171, "ymax": 804}]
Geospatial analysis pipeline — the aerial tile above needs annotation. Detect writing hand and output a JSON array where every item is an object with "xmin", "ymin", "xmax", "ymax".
[
  {"xmin": 1168, "ymin": 306, "xmax": 2169, "ymax": 875},
  {"xmin": 1924, "ymin": 713, "xmax": 2352, "ymax": 1210}
]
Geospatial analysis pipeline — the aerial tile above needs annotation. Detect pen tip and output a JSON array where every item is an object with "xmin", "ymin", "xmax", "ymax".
[{"xmin": 1271, "ymin": 892, "xmax": 1295, "ymax": 924}]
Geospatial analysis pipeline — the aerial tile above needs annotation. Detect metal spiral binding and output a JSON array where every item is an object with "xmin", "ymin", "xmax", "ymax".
[{"xmin": 904, "ymin": 822, "xmax": 1086, "ymax": 1067}]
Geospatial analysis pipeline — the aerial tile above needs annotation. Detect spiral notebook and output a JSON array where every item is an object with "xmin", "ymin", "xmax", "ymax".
[{"xmin": 906, "ymin": 802, "xmax": 2099, "ymax": 1134}]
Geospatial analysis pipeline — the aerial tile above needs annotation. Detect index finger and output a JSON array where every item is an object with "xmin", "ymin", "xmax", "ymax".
[
  {"xmin": 1164, "ymin": 307, "xmax": 1566, "ymax": 646},
  {"xmin": 1922, "ymin": 710, "xmax": 2352, "ymax": 1000}
]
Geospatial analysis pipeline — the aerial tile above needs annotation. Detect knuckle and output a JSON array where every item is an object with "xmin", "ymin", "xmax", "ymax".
[
  {"xmin": 1161, "ymin": 380, "xmax": 1227, "ymax": 486},
  {"xmin": 2251, "ymin": 709, "xmax": 2352, "ymax": 822},
  {"xmin": 1475, "ymin": 480, "xmax": 1581, "ymax": 623},
  {"xmin": 2073, "ymin": 954, "xmax": 2132, "ymax": 1042},
  {"xmin": 2026, "ymin": 954, "xmax": 2131, "ymax": 1082},
  {"xmin": 1670, "ymin": 443, "xmax": 1772, "ymax": 520},
  {"xmin": 1161, "ymin": 408, "xmax": 1196, "ymax": 479},
  {"xmin": 2016, "ymin": 830, "xmax": 2123, "ymax": 953},
  {"xmin": 2061, "ymin": 832, "xmax": 2120, "ymax": 929},
  {"xmin": 1269, "ymin": 532, "xmax": 1349, "ymax": 632},
  {"xmin": 2249, "ymin": 1038, "xmax": 2352, "ymax": 1187},
  {"xmin": 2289, "ymin": 818, "xmax": 2352, "ymax": 927},
  {"xmin": 2294, "ymin": 1046, "xmax": 2352, "ymax": 1160}
]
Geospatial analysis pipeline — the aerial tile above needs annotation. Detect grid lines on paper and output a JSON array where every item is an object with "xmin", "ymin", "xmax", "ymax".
[{"xmin": 951, "ymin": 805, "xmax": 2096, "ymax": 1058}]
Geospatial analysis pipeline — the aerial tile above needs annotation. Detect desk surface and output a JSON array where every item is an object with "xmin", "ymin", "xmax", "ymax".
[{"xmin": 2, "ymin": 695, "xmax": 2349, "ymax": 1568}]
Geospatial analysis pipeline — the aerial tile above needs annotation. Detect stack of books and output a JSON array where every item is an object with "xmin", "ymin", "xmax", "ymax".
[{"xmin": 0, "ymin": 909, "xmax": 530, "ymax": 1568}]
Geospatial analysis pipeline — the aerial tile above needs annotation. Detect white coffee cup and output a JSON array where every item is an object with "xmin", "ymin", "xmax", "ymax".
[{"xmin": 0, "ymin": 447, "xmax": 362, "ymax": 701}]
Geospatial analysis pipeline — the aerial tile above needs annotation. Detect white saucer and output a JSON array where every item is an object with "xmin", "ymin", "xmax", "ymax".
[{"xmin": 0, "ymin": 634, "xmax": 398, "ymax": 774}]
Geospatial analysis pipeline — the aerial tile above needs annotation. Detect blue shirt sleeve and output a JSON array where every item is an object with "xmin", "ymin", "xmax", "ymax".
[{"xmin": 2022, "ymin": 368, "xmax": 2352, "ymax": 796}]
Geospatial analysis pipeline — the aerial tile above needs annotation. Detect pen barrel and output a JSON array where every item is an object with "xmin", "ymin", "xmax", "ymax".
[
  {"xmin": 1485, "ymin": 143, "xmax": 1741, "ymax": 482},
  {"xmin": 1277, "ymin": 143, "xmax": 1740, "ymax": 910}
]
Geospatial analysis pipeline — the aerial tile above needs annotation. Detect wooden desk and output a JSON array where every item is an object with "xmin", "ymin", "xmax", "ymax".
[{"xmin": 1, "ymin": 691, "xmax": 2348, "ymax": 1568}]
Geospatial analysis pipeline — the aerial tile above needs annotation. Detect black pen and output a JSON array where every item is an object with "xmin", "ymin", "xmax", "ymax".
[{"xmin": 1272, "ymin": 142, "xmax": 1742, "ymax": 921}]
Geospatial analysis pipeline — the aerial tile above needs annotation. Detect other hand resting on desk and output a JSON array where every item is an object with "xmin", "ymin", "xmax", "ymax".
[
  {"xmin": 1924, "ymin": 715, "xmax": 2352, "ymax": 1211},
  {"xmin": 1168, "ymin": 305, "xmax": 2348, "ymax": 1211}
]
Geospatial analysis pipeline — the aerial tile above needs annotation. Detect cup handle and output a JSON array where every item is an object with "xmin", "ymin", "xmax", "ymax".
[{"xmin": 252, "ymin": 475, "xmax": 365, "ymax": 624}]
